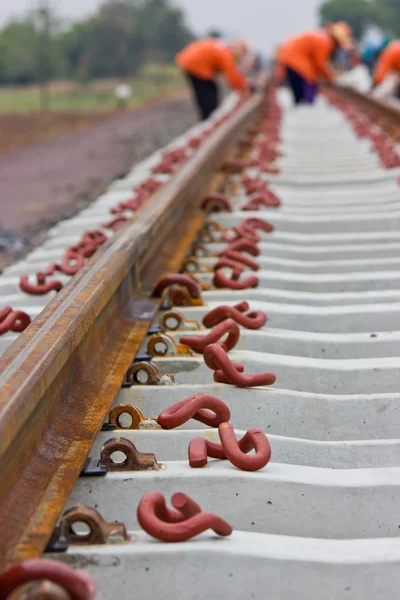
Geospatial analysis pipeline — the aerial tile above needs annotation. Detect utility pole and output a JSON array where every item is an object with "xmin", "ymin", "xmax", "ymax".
[{"xmin": 38, "ymin": 0, "xmax": 51, "ymax": 111}]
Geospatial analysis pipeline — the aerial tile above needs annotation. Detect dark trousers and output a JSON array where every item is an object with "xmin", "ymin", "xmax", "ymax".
[
  {"xmin": 185, "ymin": 73, "xmax": 220, "ymax": 120},
  {"xmin": 286, "ymin": 67, "xmax": 318, "ymax": 105}
]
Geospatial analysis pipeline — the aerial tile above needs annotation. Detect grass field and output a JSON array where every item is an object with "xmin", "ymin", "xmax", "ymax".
[{"xmin": 0, "ymin": 63, "xmax": 186, "ymax": 113}]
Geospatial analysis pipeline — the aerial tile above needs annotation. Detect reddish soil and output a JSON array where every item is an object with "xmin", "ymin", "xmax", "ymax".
[{"xmin": 0, "ymin": 96, "xmax": 195, "ymax": 268}]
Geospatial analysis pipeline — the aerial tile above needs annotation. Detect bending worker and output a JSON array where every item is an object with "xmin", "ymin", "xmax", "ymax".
[
  {"xmin": 176, "ymin": 38, "xmax": 248, "ymax": 120},
  {"xmin": 277, "ymin": 22, "xmax": 353, "ymax": 105},
  {"xmin": 372, "ymin": 40, "xmax": 400, "ymax": 97}
]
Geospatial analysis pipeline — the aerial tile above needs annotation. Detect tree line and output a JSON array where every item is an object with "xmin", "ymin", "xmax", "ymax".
[
  {"xmin": 0, "ymin": 0, "xmax": 195, "ymax": 85},
  {"xmin": 320, "ymin": 0, "xmax": 400, "ymax": 40}
]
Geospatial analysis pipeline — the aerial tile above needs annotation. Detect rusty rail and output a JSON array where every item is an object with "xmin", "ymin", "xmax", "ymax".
[{"xmin": 0, "ymin": 89, "xmax": 267, "ymax": 569}]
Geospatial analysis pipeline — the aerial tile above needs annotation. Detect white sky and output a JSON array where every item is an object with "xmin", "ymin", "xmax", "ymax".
[{"xmin": 0, "ymin": 0, "xmax": 321, "ymax": 54}]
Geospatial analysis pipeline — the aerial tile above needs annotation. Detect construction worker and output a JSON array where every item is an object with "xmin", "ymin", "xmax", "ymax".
[
  {"xmin": 277, "ymin": 22, "xmax": 353, "ymax": 105},
  {"xmin": 362, "ymin": 37, "xmax": 392, "ymax": 74},
  {"xmin": 176, "ymin": 38, "xmax": 249, "ymax": 121},
  {"xmin": 372, "ymin": 40, "xmax": 400, "ymax": 97}
]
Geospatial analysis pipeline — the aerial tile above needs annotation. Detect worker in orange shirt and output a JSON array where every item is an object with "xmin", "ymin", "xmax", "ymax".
[
  {"xmin": 176, "ymin": 38, "xmax": 249, "ymax": 120},
  {"xmin": 372, "ymin": 40, "xmax": 400, "ymax": 97},
  {"xmin": 277, "ymin": 22, "xmax": 353, "ymax": 105}
]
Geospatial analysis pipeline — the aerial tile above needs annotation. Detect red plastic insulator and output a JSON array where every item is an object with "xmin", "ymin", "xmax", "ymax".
[
  {"xmin": 180, "ymin": 320, "xmax": 241, "ymax": 353},
  {"xmin": 189, "ymin": 422, "xmax": 272, "ymax": 471},
  {"xmin": 20, "ymin": 273, "xmax": 63, "ymax": 295},
  {"xmin": 0, "ymin": 558, "xmax": 96, "ymax": 600},
  {"xmin": 203, "ymin": 301, "xmax": 267, "ymax": 330},
  {"xmin": 152, "ymin": 274, "xmax": 202, "ymax": 299},
  {"xmin": 213, "ymin": 269, "xmax": 259, "ymax": 290},
  {"xmin": 103, "ymin": 215, "xmax": 128, "ymax": 231},
  {"xmin": 204, "ymin": 343, "xmax": 276, "ymax": 387},
  {"xmin": 137, "ymin": 491, "xmax": 232, "ymax": 542},
  {"xmin": 158, "ymin": 393, "xmax": 231, "ymax": 429},
  {"xmin": 201, "ymin": 193, "xmax": 233, "ymax": 213},
  {"xmin": 0, "ymin": 306, "xmax": 31, "ymax": 335}
]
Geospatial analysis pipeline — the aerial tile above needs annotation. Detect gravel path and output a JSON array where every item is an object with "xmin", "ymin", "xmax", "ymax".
[{"xmin": 0, "ymin": 96, "xmax": 195, "ymax": 265}]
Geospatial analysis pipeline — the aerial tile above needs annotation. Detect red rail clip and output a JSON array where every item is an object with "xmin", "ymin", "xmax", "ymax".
[
  {"xmin": 70, "ymin": 230, "xmax": 107, "ymax": 258},
  {"xmin": 0, "ymin": 306, "xmax": 31, "ymax": 335},
  {"xmin": 204, "ymin": 343, "xmax": 276, "ymax": 387},
  {"xmin": 222, "ymin": 224, "xmax": 261, "ymax": 244},
  {"xmin": 213, "ymin": 257, "xmax": 246, "ymax": 278},
  {"xmin": 203, "ymin": 301, "xmax": 267, "ymax": 330},
  {"xmin": 153, "ymin": 274, "xmax": 202, "ymax": 299},
  {"xmin": 220, "ymin": 238, "xmax": 260, "ymax": 258},
  {"xmin": 103, "ymin": 215, "xmax": 128, "ymax": 231},
  {"xmin": 180, "ymin": 320, "xmax": 240, "ymax": 353},
  {"xmin": 243, "ymin": 217, "xmax": 275, "ymax": 234},
  {"xmin": 241, "ymin": 175, "xmax": 266, "ymax": 196},
  {"xmin": 137, "ymin": 491, "xmax": 232, "ymax": 542},
  {"xmin": 136, "ymin": 178, "xmax": 163, "ymax": 194},
  {"xmin": 189, "ymin": 422, "xmax": 271, "ymax": 471},
  {"xmin": 243, "ymin": 190, "xmax": 281, "ymax": 210},
  {"xmin": 44, "ymin": 248, "xmax": 85, "ymax": 277},
  {"xmin": 222, "ymin": 219, "xmax": 274, "ymax": 243},
  {"xmin": 213, "ymin": 269, "xmax": 259, "ymax": 290},
  {"xmin": 0, "ymin": 559, "xmax": 96, "ymax": 600},
  {"xmin": 218, "ymin": 249, "xmax": 260, "ymax": 271},
  {"xmin": 158, "ymin": 393, "xmax": 231, "ymax": 429},
  {"xmin": 201, "ymin": 193, "xmax": 233, "ymax": 213},
  {"xmin": 20, "ymin": 273, "xmax": 63, "ymax": 295}
]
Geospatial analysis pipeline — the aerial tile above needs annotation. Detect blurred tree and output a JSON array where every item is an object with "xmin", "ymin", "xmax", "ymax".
[
  {"xmin": 73, "ymin": 1, "xmax": 145, "ymax": 78},
  {"xmin": 60, "ymin": 0, "xmax": 193, "ymax": 78},
  {"xmin": 375, "ymin": 0, "xmax": 400, "ymax": 35},
  {"xmin": 0, "ymin": 19, "xmax": 39, "ymax": 83},
  {"xmin": 0, "ymin": 12, "xmax": 64, "ymax": 86},
  {"xmin": 319, "ymin": 0, "xmax": 394, "ymax": 39},
  {"xmin": 0, "ymin": 0, "xmax": 195, "ymax": 85},
  {"xmin": 135, "ymin": 0, "xmax": 194, "ymax": 61}
]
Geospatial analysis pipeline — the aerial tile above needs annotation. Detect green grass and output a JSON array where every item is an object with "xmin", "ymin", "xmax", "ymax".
[{"xmin": 0, "ymin": 63, "xmax": 186, "ymax": 113}]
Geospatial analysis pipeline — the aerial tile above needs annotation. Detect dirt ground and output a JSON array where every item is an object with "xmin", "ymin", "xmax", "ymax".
[
  {"xmin": 0, "ymin": 111, "xmax": 108, "ymax": 157},
  {"xmin": 0, "ymin": 96, "xmax": 196, "ymax": 268}
]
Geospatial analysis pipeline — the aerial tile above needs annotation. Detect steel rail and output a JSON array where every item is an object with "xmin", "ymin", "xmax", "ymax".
[
  {"xmin": 0, "ymin": 89, "xmax": 266, "ymax": 569},
  {"xmin": 332, "ymin": 83, "xmax": 400, "ymax": 123}
]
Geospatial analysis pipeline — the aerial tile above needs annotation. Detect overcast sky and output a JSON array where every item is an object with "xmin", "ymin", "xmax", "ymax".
[{"xmin": 0, "ymin": 0, "xmax": 322, "ymax": 54}]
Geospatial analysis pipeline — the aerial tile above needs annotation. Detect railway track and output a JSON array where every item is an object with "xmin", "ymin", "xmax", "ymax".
[{"xmin": 1, "ymin": 76, "xmax": 400, "ymax": 599}]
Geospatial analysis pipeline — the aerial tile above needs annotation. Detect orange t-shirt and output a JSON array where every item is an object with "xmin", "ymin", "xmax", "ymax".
[
  {"xmin": 374, "ymin": 41, "xmax": 400, "ymax": 85},
  {"xmin": 176, "ymin": 39, "xmax": 247, "ymax": 91},
  {"xmin": 278, "ymin": 30, "xmax": 335, "ymax": 84}
]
